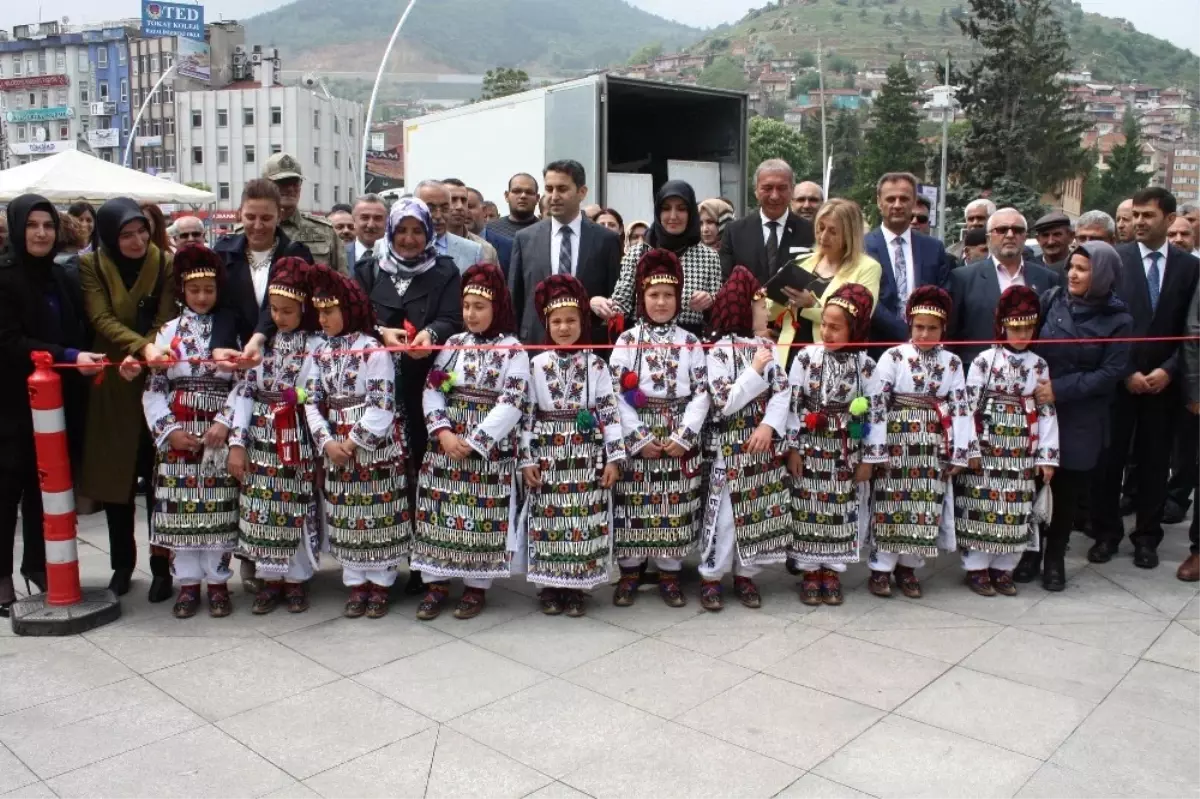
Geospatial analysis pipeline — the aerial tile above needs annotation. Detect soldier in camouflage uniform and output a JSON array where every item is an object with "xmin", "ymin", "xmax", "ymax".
[{"xmin": 260, "ymin": 152, "xmax": 348, "ymax": 274}]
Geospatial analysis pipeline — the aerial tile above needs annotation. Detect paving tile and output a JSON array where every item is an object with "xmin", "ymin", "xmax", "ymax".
[
  {"xmin": 447, "ymin": 679, "xmax": 663, "ymax": 779},
  {"xmin": 522, "ymin": 782, "xmax": 595, "ymax": 799},
  {"xmin": 88, "ymin": 596, "xmax": 343, "ymax": 639},
  {"xmin": 275, "ymin": 616, "xmax": 454, "ymax": 676},
  {"xmin": 652, "ymin": 604, "xmax": 791, "ymax": 657},
  {"xmin": 896, "ymin": 667, "xmax": 1093, "ymax": 759},
  {"xmin": 842, "ymin": 603, "xmax": 997, "ymax": 631},
  {"xmin": 146, "ymin": 639, "xmax": 339, "ymax": 722},
  {"xmin": 559, "ymin": 720, "xmax": 800, "ymax": 799},
  {"xmin": 302, "ymin": 727, "xmax": 435, "ymax": 798},
  {"xmin": 425, "ymin": 727, "xmax": 552, "ymax": 798},
  {"xmin": 88, "ymin": 635, "xmax": 249, "ymax": 674},
  {"xmin": 765, "ymin": 633, "xmax": 948, "ymax": 711},
  {"xmin": 764, "ymin": 594, "xmax": 876, "ymax": 630},
  {"xmin": 0, "ymin": 638, "xmax": 134, "ymax": 715},
  {"xmin": 0, "ymin": 677, "xmax": 204, "ymax": 779},
  {"xmin": 218, "ymin": 678, "xmax": 432, "ymax": 780},
  {"xmin": 1142, "ymin": 621, "xmax": 1200, "ymax": 672},
  {"xmin": 901, "ymin": 571, "xmax": 1047, "ymax": 625},
  {"xmin": 1014, "ymin": 619, "xmax": 1169, "ymax": 658},
  {"xmin": 260, "ymin": 781, "xmax": 323, "ymax": 798},
  {"xmin": 961, "ymin": 627, "xmax": 1136, "ymax": 702},
  {"xmin": 1098, "ymin": 561, "xmax": 1200, "ymax": 616},
  {"xmin": 676, "ymin": 673, "xmax": 882, "ymax": 769},
  {"xmin": 1008, "ymin": 595, "xmax": 1168, "ymax": 626},
  {"xmin": 719, "ymin": 622, "xmax": 830, "ymax": 670},
  {"xmin": 418, "ymin": 585, "xmax": 539, "ymax": 638},
  {"xmin": 0, "ymin": 745, "xmax": 37, "ymax": 794},
  {"xmin": 562, "ymin": 637, "xmax": 753, "ymax": 718},
  {"xmin": 466, "ymin": 613, "xmax": 641, "ymax": 675},
  {"xmin": 1102, "ymin": 660, "xmax": 1199, "ymax": 732},
  {"xmin": 840, "ymin": 625, "xmax": 1000, "ymax": 664},
  {"xmin": 776, "ymin": 773, "xmax": 875, "ymax": 799},
  {"xmin": 0, "ymin": 780, "xmax": 55, "ymax": 798},
  {"xmin": 355, "ymin": 640, "xmax": 544, "ymax": 722},
  {"xmin": 1061, "ymin": 570, "xmax": 1168, "ymax": 617},
  {"xmin": 46, "ymin": 725, "xmax": 293, "ymax": 798},
  {"xmin": 584, "ymin": 594, "xmax": 702, "ymax": 636},
  {"xmin": 813, "ymin": 716, "xmax": 1040, "ymax": 798},
  {"xmin": 1015, "ymin": 762, "xmax": 1185, "ymax": 799}
]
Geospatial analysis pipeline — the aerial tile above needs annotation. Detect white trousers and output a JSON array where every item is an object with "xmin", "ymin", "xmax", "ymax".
[
  {"xmin": 697, "ymin": 492, "xmax": 762, "ymax": 581},
  {"xmin": 172, "ymin": 550, "xmax": 233, "ymax": 586},
  {"xmin": 619, "ymin": 556, "xmax": 683, "ymax": 572},
  {"xmin": 790, "ymin": 557, "xmax": 847, "ymax": 574},
  {"xmin": 422, "ymin": 572, "xmax": 492, "ymax": 590},
  {"xmin": 343, "ymin": 567, "xmax": 398, "ymax": 588},
  {"xmin": 960, "ymin": 550, "xmax": 1022, "ymax": 572},
  {"xmin": 255, "ymin": 543, "xmax": 314, "ymax": 584},
  {"xmin": 868, "ymin": 550, "xmax": 927, "ymax": 573}
]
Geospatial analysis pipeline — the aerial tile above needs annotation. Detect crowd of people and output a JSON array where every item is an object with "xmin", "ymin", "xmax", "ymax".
[{"xmin": 0, "ymin": 150, "xmax": 1196, "ymax": 623}]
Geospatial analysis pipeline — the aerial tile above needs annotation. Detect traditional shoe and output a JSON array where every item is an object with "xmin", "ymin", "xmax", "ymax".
[
  {"xmin": 284, "ymin": 582, "xmax": 310, "ymax": 613},
  {"xmin": 416, "ymin": 582, "xmax": 450, "ymax": 621},
  {"xmin": 344, "ymin": 585, "xmax": 370, "ymax": 619},
  {"xmin": 733, "ymin": 576, "xmax": 762, "ymax": 609},
  {"xmin": 1176, "ymin": 553, "xmax": 1199, "ymax": 582},
  {"xmin": 172, "ymin": 585, "xmax": 201, "ymax": 619},
  {"xmin": 658, "ymin": 571, "xmax": 687, "ymax": 608},
  {"xmin": 867, "ymin": 570, "xmax": 892, "ymax": 597},
  {"xmin": 252, "ymin": 581, "xmax": 283, "ymax": 615},
  {"xmin": 699, "ymin": 579, "xmax": 724, "ymax": 612},
  {"xmin": 1087, "ymin": 540, "xmax": 1118, "ymax": 563},
  {"xmin": 1013, "ymin": 551, "xmax": 1041, "ymax": 583},
  {"xmin": 365, "ymin": 583, "xmax": 390, "ymax": 619},
  {"xmin": 239, "ymin": 558, "xmax": 262, "ymax": 595},
  {"xmin": 965, "ymin": 569, "xmax": 996, "ymax": 597},
  {"xmin": 820, "ymin": 569, "xmax": 844, "ymax": 606},
  {"xmin": 612, "ymin": 568, "xmax": 640, "ymax": 607},
  {"xmin": 208, "ymin": 583, "xmax": 233, "ymax": 617},
  {"xmin": 108, "ymin": 568, "xmax": 134, "ymax": 597},
  {"xmin": 539, "ymin": 587, "xmax": 564, "ymax": 615},
  {"xmin": 800, "ymin": 571, "xmax": 823, "ymax": 606},
  {"xmin": 563, "ymin": 589, "xmax": 587, "ymax": 617},
  {"xmin": 895, "ymin": 567, "xmax": 923, "ymax": 599},
  {"xmin": 454, "ymin": 587, "xmax": 487, "ymax": 620},
  {"xmin": 990, "ymin": 569, "xmax": 1017, "ymax": 597},
  {"xmin": 1132, "ymin": 544, "xmax": 1159, "ymax": 569}
]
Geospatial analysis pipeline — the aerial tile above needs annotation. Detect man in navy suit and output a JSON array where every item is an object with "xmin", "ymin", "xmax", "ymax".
[{"xmin": 866, "ymin": 172, "xmax": 952, "ymax": 347}]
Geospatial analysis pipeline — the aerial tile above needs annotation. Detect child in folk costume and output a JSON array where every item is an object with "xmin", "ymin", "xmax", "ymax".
[
  {"xmin": 414, "ymin": 263, "xmax": 530, "ymax": 621},
  {"xmin": 785, "ymin": 283, "xmax": 880, "ymax": 606},
  {"xmin": 698, "ymin": 266, "xmax": 792, "ymax": 612},
  {"xmin": 519, "ymin": 275, "xmax": 625, "ymax": 617},
  {"xmin": 225, "ymin": 257, "xmax": 322, "ymax": 615},
  {"xmin": 141, "ymin": 245, "xmax": 241, "ymax": 619},
  {"xmin": 303, "ymin": 264, "xmax": 410, "ymax": 619},
  {"xmin": 864, "ymin": 286, "xmax": 979, "ymax": 599},
  {"xmin": 609, "ymin": 248, "xmax": 711, "ymax": 608},
  {"xmin": 956, "ymin": 286, "xmax": 1058, "ymax": 597}
]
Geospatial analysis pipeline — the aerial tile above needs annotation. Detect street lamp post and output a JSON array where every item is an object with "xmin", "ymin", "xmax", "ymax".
[
  {"xmin": 124, "ymin": 62, "xmax": 178, "ymax": 169},
  {"xmin": 360, "ymin": 0, "xmax": 419, "ymax": 196}
]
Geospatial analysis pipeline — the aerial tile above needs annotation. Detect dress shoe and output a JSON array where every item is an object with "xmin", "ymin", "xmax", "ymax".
[
  {"xmin": 108, "ymin": 568, "xmax": 134, "ymax": 596},
  {"xmin": 1161, "ymin": 501, "xmax": 1186, "ymax": 526},
  {"xmin": 148, "ymin": 574, "xmax": 175, "ymax": 603},
  {"xmin": 1013, "ymin": 551, "xmax": 1041, "ymax": 583},
  {"xmin": 1087, "ymin": 540, "xmax": 1117, "ymax": 564},
  {"xmin": 1132, "ymin": 545, "xmax": 1159, "ymax": 569},
  {"xmin": 1119, "ymin": 495, "xmax": 1135, "ymax": 516},
  {"xmin": 1177, "ymin": 553, "xmax": 1199, "ymax": 582},
  {"xmin": 1041, "ymin": 558, "xmax": 1066, "ymax": 591}
]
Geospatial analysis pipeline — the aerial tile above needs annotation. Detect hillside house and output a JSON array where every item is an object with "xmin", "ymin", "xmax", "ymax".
[
  {"xmin": 796, "ymin": 88, "xmax": 864, "ymax": 111},
  {"xmin": 758, "ymin": 71, "xmax": 793, "ymax": 98}
]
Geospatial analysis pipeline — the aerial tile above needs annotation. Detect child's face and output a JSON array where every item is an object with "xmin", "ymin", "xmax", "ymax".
[
  {"xmin": 911, "ymin": 315, "xmax": 944, "ymax": 351},
  {"xmin": 463, "ymin": 294, "xmax": 494, "ymax": 335},
  {"xmin": 270, "ymin": 295, "xmax": 302, "ymax": 333},
  {"xmin": 643, "ymin": 285, "xmax": 677, "ymax": 324},
  {"xmin": 819, "ymin": 305, "xmax": 851, "ymax": 349},
  {"xmin": 318, "ymin": 305, "xmax": 345, "ymax": 336},
  {"xmin": 751, "ymin": 297, "xmax": 769, "ymax": 337},
  {"xmin": 547, "ymin": 306, "xmax": 581, "ymax": 347},
  {"xmin": 184, "ymin": 277, "xmax": 217, "ymax": 315},
  {"xmin": 1006, "ymin": 324, "xmax": 1035, "ymax": 350}
]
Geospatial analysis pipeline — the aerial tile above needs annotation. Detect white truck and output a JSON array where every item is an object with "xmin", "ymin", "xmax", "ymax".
[{"xmin": 403, "ymin": 74, "xmax": 749, "ymax": 223}]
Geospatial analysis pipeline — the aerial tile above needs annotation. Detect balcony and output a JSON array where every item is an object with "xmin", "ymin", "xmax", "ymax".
[{"xmin": 89, "ymin": 102, "xmax": 118, "ymax": 116}]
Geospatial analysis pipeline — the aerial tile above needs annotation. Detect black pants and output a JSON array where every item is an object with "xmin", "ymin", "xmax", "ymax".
[
  {"xmin": 0, "ymin": 457, "xmax": 47, "ymax": 579},
  {"xmin": 1093, "ymin": 387, "xmax": 1179, "ymax": 549},
  {"xmin": 1049, "ymin": 468, "xmax": 1090, "ymax": 556},
  {"xmin": 102, "ymin": 433, "xmax": 166, "ymax": 573},
  {"xmin": 1166, "ymin": 410, "xmax": 1198, "ymax": 512}
]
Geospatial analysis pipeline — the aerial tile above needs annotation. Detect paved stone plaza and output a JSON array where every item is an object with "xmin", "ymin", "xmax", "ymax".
[{"xmin": 1, "ymin": 507, "xmax": 1197, "ymax": 798}]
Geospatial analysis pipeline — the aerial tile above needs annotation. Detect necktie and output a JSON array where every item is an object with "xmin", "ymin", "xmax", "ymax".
[
  {"xmin": 1147, "ymin": 251, "xmax": 1161, "ymax": 313},
  {"xmin": 893, "ymin": 237, "xmax": 909, "ymax": 300},
  {"xmin": 558, "ymin": 225, "xmax": 573, "ymax": 276},
  {"xmin": 766, "ymin": 220, "xmax": 780, "ymax": 274}
]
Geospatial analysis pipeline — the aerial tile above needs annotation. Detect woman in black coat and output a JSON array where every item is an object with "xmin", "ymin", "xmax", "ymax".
[
  {"xmin": 0, "ymin": 195, "xmax": 103, "ymax": 614},
  {"xmin": 1026, "ymin": 241, "xmax": 1133, "ymax": 591}
]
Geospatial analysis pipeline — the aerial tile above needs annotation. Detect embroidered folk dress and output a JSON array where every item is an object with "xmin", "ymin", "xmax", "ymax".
[
  {"xmin": 864, "ymin": 343, "xmax": 979, "ymax": 557},
  {"xmin": 414, "ymin": 332, "xmax": 530, "ymax": 581},
  {"xmin": 142, "ymin": 309, "xmax": 239, "ymax": 553},
  {"xmin": 518, "ymin": 350, "xmax": 626, "ymax": 589},
  {"xmin": 698, "ymin": 335, "xmax": 793, "ymax": 575},
  {"xmin": 956, "ymin": 346, "xmax": 1060, "ymax": 554},
  {"xmin": 303, "ymin": 332, "xmax": 411, "ymax": 571},
  {"xmin": 609, "ymin": 323, "xmax": 711, "ymax": 560},
  {"xmin": 786, "ymin": 345, "xmax": 881, "ymax": 565}
]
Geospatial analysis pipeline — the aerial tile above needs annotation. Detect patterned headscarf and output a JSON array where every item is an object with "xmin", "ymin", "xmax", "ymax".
[
  {"xmin": 634, "ymin": 247, "xmax": 684, "ymax": 322},
  {"xmin": 709, "ymin": 265, "xmax": 762, "ymax": 338},
  {"xmin": 994, "ymin": 285, "xmax": 1041, "ymax": 340},
  {"xmin": 172, "ymin": 244, "xmax": 225, "ymax": 301},
  {"xmin": 534, "ymin": 274, "xmax": 591, "ymax": 345},
  {"xmin": 308, "ymin": 263, "xmax": 377, "ymax": 336},
  {"xmin": 268, "ymin": 256, "xmax": 318, "ymax": 332},
  {"xmin": 462, "ymin": 262, "xmax": 517, "ymax": 339},
  {"xmin": 905, "ymin": 285, "xmax": 953, "ymax": 326},
  {"xmin": 384, "ymin": 197, "xmax": 438, "ymax": 275},
  {"xmin": 824, "ymin": 282, "xmax": 875, "ymax": 343}
]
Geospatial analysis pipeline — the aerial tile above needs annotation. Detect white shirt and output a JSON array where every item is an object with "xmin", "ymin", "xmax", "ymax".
[
  {"xmin": 248, "ymin": 249, "xmax": 273, "ymax": 306},
  {"xmin": 355, "ymin": 238, "xmax": 385, "ymax": 261},
  {"xmin": 550, "ymin": 214, "xmax": 583, "ymax": 276},
  {"xmin": 1137, "ymin": 241, "xmax": 1169, "ymax": 292},
  {"xmin": 884, "ymin": 226, "xmax": 915, "ymax": 299},
  {"xmin": 995, "ymin": 259, "xmax": 1026, "ymax": 293},
  {"xmin": 760, "ymin": 208, "xmax": 789, "ymax": 245}
]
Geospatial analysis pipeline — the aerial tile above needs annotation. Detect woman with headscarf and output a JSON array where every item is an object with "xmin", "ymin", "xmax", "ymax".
[
  {"xmin": 1023, "ymin": 242, "xmax": 1132, "ymax": 591},
  {"xmin": 611, "ymin": 181, "xmax": 724, "ymax": 338},
  {"xmin": 0, "ymin": 195, "xmax": 103, "ymax": 615},
  {"xmin": 78, "ymin": 197, "xmax": 178, "ymax": 601},
  {"xmin": 699, "ymin": 198, "xmax": 734, "ymax": 251}
]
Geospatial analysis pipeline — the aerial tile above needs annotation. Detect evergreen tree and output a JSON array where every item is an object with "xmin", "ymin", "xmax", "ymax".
[
  {"xmin": 828, "ymin": 110, "xmax": 864, "ymax": 196},
  {"xmin": 1083, "ymin": 107, "xmax": 1151, "ymax": 214},
  {"xmin": 853, "ymin": 60, "xmax": 924, "ymax": 214},
  {"xmin": 481, "ymin": 68, "xmax": 530, "ymax": 100}
]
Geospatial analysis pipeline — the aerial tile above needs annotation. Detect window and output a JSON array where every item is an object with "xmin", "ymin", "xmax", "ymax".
[
  {"xmin": 163, "ymin": 53, "xmax": 173, "ymax": 70},
  {"xmin": 79, "ymin": 84, "xmax": 89, "ymax": 103},
  {"xmin": 163, "ymin": 85, "xmax": 174, "ymax": 104},
  {"xmin": 80, "ymin": 116, "xmax": 89, "ymax": 132},
  {"xmin": 56, "ymin": 89, "xmax": 67, "ymax": 106},
  {"xmin": 120, "ymin": 79, "xmax": 128, "ymax": 103},
  {"xmin": 122, "ymin": 115, "xmax": 129, "ymax": 134},
  {"xmin": 29, "ymin": 93, "xmax": 37, "ymax": 108},
  {"xmin": 217, "ymin": 145, "xmax": 228, "ymax": 165},
  {"xmin": 271, "ymin": 106, "xmax": 282, "ymax": 125},
  {"xmin": 78, "ymin": 50, "xmax": 89, "ymax": 71},
  {"xmin": 149, "ymin": 54, "xmax": 159, "ymax": 72},
  {"xmin": 164, "ymin": 117, "xmax": 175, "ymax": 135},
  {"xmin": 13, "ymin": 94, "xmax": 24, "ymax": 109},
  {"xmin": 313, "ymin": 147, "xmax": 320, "ymax": 166},
  {"xmin": 244, "ymin": 145, "xmax": 256, "ymax": 164},
  {"xmin": 334, "ymin": 185, "xmax": 340, "ymax": 203},
  {"xmin": 270, "ymin": 143, "xmax": 281, "ymax": 155},
  {"xmin": 334, "ymin": 116, "xmax": 339, "ymax": 134},
  {"xmin": 13, "ymin": 57, "xmax": 22, "ymax": 77},
  {"xmin": 216, "ymin": 108, "xmax": 228, "ymax": 127},
  {"xmin": 98, "ymin": 82, "xmax": 109, "ymax": 101},
  {"xmin": 26, "ymin": 56, "xmax": 34, "ymax": 75},
  {"xmin": 218, "ymin": 182, "xmax": 231, "ymax": 201},
  {"xmin": 191, "ymin": 109, "xmax": 202, "ymax": 127},
  {"xmin": 135, "ymin": 154, "xmax": 143, "ymax": 170},
  {"xmin": 138, "ymin": 55, "xmax": 145, "ymax": 74},
  {"xmin": 40, "ymin": 91, "xmax": 48, "ymax": 108},
  {"xmin": 118, "ymin": 44, "xmax": 127, "ymax": 65},
  {"xmin": 38, "ymin": 51, "xmax": 47, "ymax": 73},
  {"xmin": 313, "ymin": 109, "xmax": 320, "ymax": 129},
  {"xmin": 151, "ymin": 119, "xmax": 161, "ymax": 136},
  {"xmin": 56, "ymin": 51, "xmax": 65, "ymax": 72},
  {"xmin": 243, "ymin": 107, "xmax": 254, "ymax": 126},
  {"xmin": 333, "ymin": 150, "xmax": 339, "ymax": 168},
  {"xmin": 153, "ymin": 153, "xmax": 162, "ymax": 169},
  {"xmin": 97, "ymin": 48, "xmax": 108, "ymax": 68},
  {"xmin": 192, "ymin": 147, "xmax": 203, "ymax": 165},
  {"xmin": 313, "ymin": 183, "xmax": 321, "ymax": 204},
  {"xmin": 132, "ymin": 88, "xmax": 140, "ymax": 108},
  {"xmin": 59, "ymin": 123, "xmax": 69, "ymax": 139},
  {"xmin": 166, "ymin": 151, "xmax": 176, "ymax": 169}
]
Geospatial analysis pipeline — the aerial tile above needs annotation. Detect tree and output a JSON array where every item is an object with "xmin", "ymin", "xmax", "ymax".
[
  {"xmin": 480, "ymin": 68, "xmax": 530, "ymax": 100},
  {"xmin": 938, "ymin": 8, "xmax": 950, "ymax": 28},
  {"xmin": 698, "ymin": 56, "xmax": 748, "ymax": 91},
  {"xmin": 1083, "ymin": 107, "xmax": 1151, "ymax": 214},
  {"xmin": 853, "ymin": 60, "xmax": 924, "ymax": 216},
  {"xmin": 185, "ymin": 181, "xmax": 212, "ymax": 193},
  {"xmin": 628, "ymin": 42, "xmax": 663, "ymax": 66},
  {"xmin": 828, "ymin": 109, "xmax": 864, "ymax": 196},
  {"xmin": 748, "ymin": 116, "xmax": 810, "ymax": 207},
  {"xmin": 797, "ymin": 52, "xmax": 816, "ymax": 69},
  {"xmin": 911, "ymin": 8, "xmax": 923, "ymax": 26},
  {"xmin": 882, "ymin": 12, "xmax": 893, "ymax": 25}
]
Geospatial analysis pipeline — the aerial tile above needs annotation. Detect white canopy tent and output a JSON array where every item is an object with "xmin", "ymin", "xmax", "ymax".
[{"xmin": 0, "ymin": 149, "xmax": 215, "ymax": 205}]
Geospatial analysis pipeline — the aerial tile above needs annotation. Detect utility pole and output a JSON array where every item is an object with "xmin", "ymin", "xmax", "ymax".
[
  {"xmin": 937, "ymin": 51, "xmax": 952, "ymax": 242},
  {"xmin": 817, "ymin": 38, "xmax": 828, "ymax": 195}
]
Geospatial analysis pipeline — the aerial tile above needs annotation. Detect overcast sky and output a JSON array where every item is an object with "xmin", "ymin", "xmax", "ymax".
[{"xmin": 2, "ymin": 0, "xmax": 1196, "ymax": 55}]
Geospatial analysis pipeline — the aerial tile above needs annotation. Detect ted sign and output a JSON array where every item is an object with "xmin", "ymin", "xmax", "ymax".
[{"xmin": 141, "ymin": 1, "xmax": 205, "ymax": 40}]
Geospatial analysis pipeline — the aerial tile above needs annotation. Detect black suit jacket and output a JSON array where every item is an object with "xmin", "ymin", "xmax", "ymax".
[
  {"xmin": 946, "ymin": 257, "xmax": 1060, "ymax": 367},
  {"xmin": 865, "ymin": 226, "xmax": 953, "ymax": 344},
  {"xmin": 718, "ymin": 210, "xmax": 815, "ymax": 284},
  {"xmin": 214, "ymin": 230, "xmax": 313, "ymax": 344},
  {"xmin": 508, "ymin": 217, "xmax": 622, "ymax": 345},
  {"xmin": 1114, "ymin": 242, "xmax": 1199, "ymax": 377}
]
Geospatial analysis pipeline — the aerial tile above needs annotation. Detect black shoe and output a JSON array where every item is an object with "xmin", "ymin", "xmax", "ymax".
[
  {"xmin": 1132, "ymin": 545, "xmax": 1159, "ymax": 569},
  {"xmin": 1042, "ymin": 554, "xmax": 1066, "ymax": 592},
  {"xmin": 148, "ymin": 575, "xmax": 174, "ymax": 603},
  {"xmin": 108, "ymin": 568, "xmax": 134, "ymax": 596},
  {"xmin": 1087, "ymin": 540, "xmax": 1118, "ymax": 563},
  {"xmin": 404, "ymin": 569, "xmax": 425, "ymax": 596},
  {"xmin": 1162, "ymin": 501, "xmax": 1186, "ymax": 526},
  {"xmin": 1013, "ymin": 551, "xmax": 1041, "ymax": 583},
  {"xmin": 1119, "ymin": 495, "xmax": 1135, "ymax": 516}
]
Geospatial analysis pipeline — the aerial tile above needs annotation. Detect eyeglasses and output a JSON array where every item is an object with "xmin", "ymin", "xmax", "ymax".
[
  {"xmin": 911, "ymin": 215, "xmax": 929, "ymax": 224},
  {"xmin": 177, "ymin": 231, "xmax": 205, "ymax": 240},
  {"xmin": 991, "ymin": 226, "xmax": 1027, "ymax": 236}
]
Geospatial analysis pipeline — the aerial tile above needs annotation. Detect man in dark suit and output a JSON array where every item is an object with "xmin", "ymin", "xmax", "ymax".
[
  {"xmin": 718, "ymin": 158, "xmax": 815, "ymax": 284},
  {"xmin": 345, "ymin": 194, "xmax": 389, "ymax": 272},
  {"xmin": 866, "ymin": 172, "xmax": 953, "ymax": 346},
  {"xmin": 945, "ymin": 207, "xmax": 1059, "ymax": 368},
  {"xmin": 1090, "ymin": 187, "xmax": 1200, "ymax": 569},
  {"xmin": 508, "ymin": 159, "xmax": 622, "ymax": 345}
]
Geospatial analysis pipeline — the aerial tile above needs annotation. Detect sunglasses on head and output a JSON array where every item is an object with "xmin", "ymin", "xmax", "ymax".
[{"xmin": 991, "ymin": 225, "xmax": 1026, "ymax": 236}]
